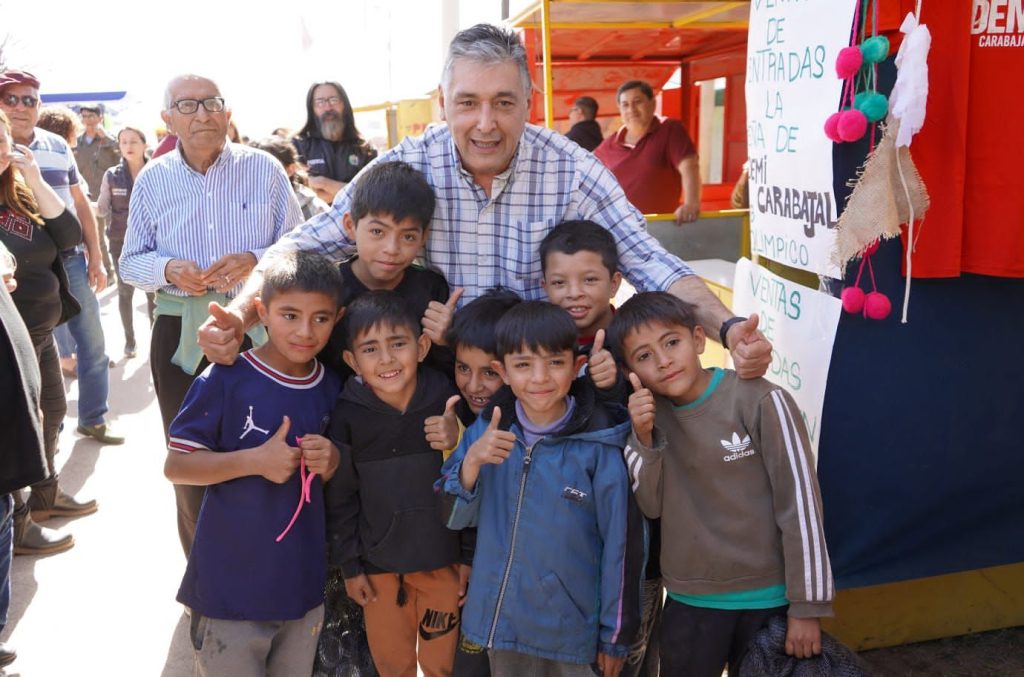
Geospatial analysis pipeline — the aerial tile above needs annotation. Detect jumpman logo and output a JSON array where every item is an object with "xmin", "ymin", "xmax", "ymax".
[{"xmin": 240, "ymin": 406, "xmax": 271, "ymax": 439}]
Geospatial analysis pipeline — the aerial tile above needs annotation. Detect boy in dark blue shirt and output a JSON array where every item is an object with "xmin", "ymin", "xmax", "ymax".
[{"xmin": 164, "ymin": 251, "xmax": 344, "ymax": 676}]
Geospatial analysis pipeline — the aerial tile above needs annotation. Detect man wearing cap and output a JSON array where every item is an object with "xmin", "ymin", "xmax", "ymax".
[
  {"xmin": 0, "ymin": 70, "xmax": 124, "ymax": 450},
  {"xmin": 595, "ymin": 80, "xmax": 703, "ymax": 224},
  {"xmin": 75, "ymin": 104, "xmax": 120, "ymax": 279},
  {"xmin": 119, "ymin": 73, "xmax": 302, "ymax": 557}
]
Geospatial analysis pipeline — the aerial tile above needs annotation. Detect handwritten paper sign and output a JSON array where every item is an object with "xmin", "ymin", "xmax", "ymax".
[
  {"xmin": 745, "ymin": 0, "xmax": 856, "ymax": 278},
  {"xmin": 732, "ymin": 258, "xmax": 841, "ymax": 462}
]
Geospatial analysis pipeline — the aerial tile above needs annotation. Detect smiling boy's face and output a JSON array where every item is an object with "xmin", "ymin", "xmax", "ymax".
[
  {"xmin": 495, "ymin": 346, "xmax": 586, "ymax": 425},
  {"xmin": 542, "ymin": 250, "xmax": 622, "ymax": 339},
  {"xmin": 455, "ymin": 345, "xmax": 504, "ymax": 415},
  {"xmin": 621, "ymin": 320, "xmax": 709, "ymax": 406},
  {"xmin": 255, "ymin": 289, "xmax": 340, "ymax": 376},
  {"xmin": 343, "ymin": 211, "xmax": 426, "ymax": 290},
  {"xmin": 343, "ymin": 321, "xmax": 429, "ymax": 411}
]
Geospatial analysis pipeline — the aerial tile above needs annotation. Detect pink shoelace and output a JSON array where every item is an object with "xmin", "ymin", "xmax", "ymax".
[{"xmin": 275, "ymin": 436, "xmax": 318, "ymax": 542}]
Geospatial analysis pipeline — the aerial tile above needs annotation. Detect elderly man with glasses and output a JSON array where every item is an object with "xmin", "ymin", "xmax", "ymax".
[{"xmin": 119, "ymin": 74, "xmax": 302, "ymax": 557}]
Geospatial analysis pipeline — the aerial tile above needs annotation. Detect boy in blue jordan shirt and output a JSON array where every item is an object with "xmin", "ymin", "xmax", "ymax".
[{"xmin": 164, "ymin": 251, "xmax": 344, "ymax": 676}]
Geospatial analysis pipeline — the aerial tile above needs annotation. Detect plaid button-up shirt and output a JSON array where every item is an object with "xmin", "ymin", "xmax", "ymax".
[{"xmin": 267, "ymin": 123, "xmax": 693, "ymax": 304}]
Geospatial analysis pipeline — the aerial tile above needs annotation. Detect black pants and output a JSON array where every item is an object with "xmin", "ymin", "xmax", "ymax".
[
  {"xmin": 108, "ymin": 237, "xmax": 154, "ymax": 348},
  {"xmin": 14, "ymin": 332, "xmax": 65, "ymax": 509},
  {"xmin": 659, "ymin": 597, "xmax": 787, "ymax": 677},
  {"xmin": 151, "ymin": 315, "xmax": 251, "ymax": 557}
]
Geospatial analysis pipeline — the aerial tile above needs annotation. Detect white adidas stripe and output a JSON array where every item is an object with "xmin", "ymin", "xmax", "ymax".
[{"xmin": 771, "ymin": 390, "xmax": 815, "ymax": 602}]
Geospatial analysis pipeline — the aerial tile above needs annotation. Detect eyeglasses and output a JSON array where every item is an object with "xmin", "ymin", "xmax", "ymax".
[
  {"xmin": 313, "ymin": 96, "xmax": 342, "ymax": 109},
  {"xmin": 1, "ymin": 93, "xmax": 39, "ymax": 108},
  {"xmin": 168, "ymin": 97, "xmax": 226, "ymax": 114}
]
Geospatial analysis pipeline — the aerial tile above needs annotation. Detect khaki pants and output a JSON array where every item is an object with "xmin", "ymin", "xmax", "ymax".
[
  {"xmin": 363, "ymin": 565, "xmax": 461, "ymax": 677},
  {"xmin": 191, "ymin": 604, "xmax": 324, "ymax": 677}
]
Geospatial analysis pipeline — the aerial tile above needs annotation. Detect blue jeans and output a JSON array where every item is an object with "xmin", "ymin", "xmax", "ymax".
[
  {"xmin": 58, "ymin": 251, "xmax": 110, "ymax": 426},
  {"xmin": 1, "ymin": 494, "xmax": 13, "ymax": 633}
]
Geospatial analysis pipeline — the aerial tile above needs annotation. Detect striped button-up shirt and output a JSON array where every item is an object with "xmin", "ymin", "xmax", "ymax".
[
  {"xmin": 263, "ymin": 124, "xmax": 692, "ymax": 304},
  {"xmin": 120, "ymin": 142, "xmax": 302, "ymax": 296}
]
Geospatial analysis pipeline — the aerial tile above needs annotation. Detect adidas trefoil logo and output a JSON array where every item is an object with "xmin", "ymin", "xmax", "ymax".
[{"xmin": 720, "ymin": 432, "xmax": 756, "ymax": 462}]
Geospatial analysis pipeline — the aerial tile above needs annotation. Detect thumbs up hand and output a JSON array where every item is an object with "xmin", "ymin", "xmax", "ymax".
[
  {"xmin": 256, "ymin": 416, "xmax": 301, "ymax": 483},
  {"xmin": 587, "ymin": 329, "xmax": 618, "ymax": 390},
  {"xmin": 198, "ymin": 301, "xmax": 245, "ymax": 365},
  {"xmin": 627, "ymin": 373, "xmax": 656, "ymax": 448},
  {"xmin": 725, "ymin": 314, "xmax": 773, "ymax": 379},
  {"xmin": 425, "ymin": 395, "xmax": 462, "ymax": 451},
  {"xmin": 461, "ymin": 407, "xmax": 516, "ymax": 490},
  {"xmin": 422, "ymin": 287, "xmax": 465, "ymax": 346}
]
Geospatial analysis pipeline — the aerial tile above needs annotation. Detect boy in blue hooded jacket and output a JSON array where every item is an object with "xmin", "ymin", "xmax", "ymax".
[{"xmin": 441, "ymin": 301, "xmax": 634, "ymax": 676}]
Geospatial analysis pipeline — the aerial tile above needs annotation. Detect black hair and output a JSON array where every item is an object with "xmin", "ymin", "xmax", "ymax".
[
  {"xmin": 296, "ymin": 81, "xmax": 364, "ymax": 145},
  {"xmin": 340, "ymin": 290, "xmax": 421, "ymax": 351},
  {"xmin": 349, "ymin": 160, "xmax": 435, "ymax": 231},
  {"xmin": 573, "ymin": 96, "xmax": 598, "ymax": 120},
  {"xmin": 445, "ymin": 287, "xmax": 523, "ymax": 354},
  {"xmin": 495, "ymin": 301, "xmax": 577, "ymax": 359},
  {"xmin": 617, "ymin": 80, "xmax": 655, "ymax": 101},
  {"xmin": 259, "ymin": 250, "xmax": 344, "ymax": 309},
  {"xmin": 606, "ymin": 292, "xmax": 698, "ymax": 363},
  {"xmin": 251, "ymin": 135, "xmax": 298, "ymax": 167},
  {"xmin": 539, "ymin": 220, "xmax": 619, "ymax": 277}
]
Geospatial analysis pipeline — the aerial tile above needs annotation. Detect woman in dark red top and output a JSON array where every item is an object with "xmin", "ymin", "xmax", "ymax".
[{"xmin": 0, "ymin": 109, "xmax": 91, "ymax": 556}]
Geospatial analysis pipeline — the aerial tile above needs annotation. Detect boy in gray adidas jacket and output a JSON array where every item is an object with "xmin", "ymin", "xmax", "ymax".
[{"xmin": 607, "ymin": 292, "xmax": 834, "ymax": 677}]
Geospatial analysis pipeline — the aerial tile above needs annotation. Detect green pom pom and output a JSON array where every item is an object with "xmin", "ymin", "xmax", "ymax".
[
  {"xmin": 854, "ymin": 91, "xmax": 889, "ymax": 122},
  {"xmin": 859, "ymin": 35, "xmax": 891, "ymax": 64}
]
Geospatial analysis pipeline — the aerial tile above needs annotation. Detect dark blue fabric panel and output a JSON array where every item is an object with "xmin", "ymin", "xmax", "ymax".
[{"xmin": 817, "ymin": 59, "xmax": 1024, "ymax": 589}]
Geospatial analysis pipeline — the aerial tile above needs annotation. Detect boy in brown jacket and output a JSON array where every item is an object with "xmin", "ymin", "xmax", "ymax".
[{"xmin": 607, "ymin": 292, "xmax": 834, "ymax": 677}]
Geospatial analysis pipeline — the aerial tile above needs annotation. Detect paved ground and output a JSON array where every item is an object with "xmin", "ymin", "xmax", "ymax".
[{"xmin": 1, "ymin": 285, "xmax": 194, "ymax": 676}]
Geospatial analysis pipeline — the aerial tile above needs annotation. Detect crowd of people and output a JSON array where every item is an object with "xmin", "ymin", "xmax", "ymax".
[{"xmin": 0, "ymin": 22, "xmax": 840, "ymax": 677}]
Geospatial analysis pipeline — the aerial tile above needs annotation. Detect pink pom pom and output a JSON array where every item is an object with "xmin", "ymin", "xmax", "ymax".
[
  {"xmin": 863, "ymin": 240, "xmax": 880, "ymax": 256},
  {"xmin": 841, "ymin": 287, "xmax": 865, "ymax": 314},
  {"xmin": 837, "ymin": 109, "xmax": 867, "ymax": 142},
  {"xmin": 863, "ymin": 292, "xmax": 892, "ymax": 320},
  {"xmin": 824, "ymin": 112, "xmax": 843, "ymax": 142},
  {"xmin": 835, "ymin": 46, "xmax": 863, "ymax": 79}
]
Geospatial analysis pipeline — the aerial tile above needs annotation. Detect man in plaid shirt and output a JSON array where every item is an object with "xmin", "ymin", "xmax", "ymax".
[{"xmin": 199, "ymin": 24, "xmax": 771, "ymax": 378}]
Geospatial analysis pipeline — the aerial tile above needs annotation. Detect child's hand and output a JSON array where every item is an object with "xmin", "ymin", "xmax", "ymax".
[
  {"xmin": 344, "ymin": 574, "xmax": 377, "ymax": 607},
  {"xmin": 255, "ymin": 416, "xmax": 301, "ymax": 483},
  {"xmin": 422, "ymin": 287, "xmax": 464, "ymax": 347},
  {"xmin": 785, "ymin": 616, "xmax": 822, "ymax": 658},
  {"xmin": 627, "ymin": 373, "xmax": 655, "ymax": 448},
  {"xmin": 424, "ymin": 395, "xmax": 461, "ymax": 451},
  {"xmin": 299, "ymin": 434, "xmax": 339, "ymax": 479},
  {"xmin": 597, "ymin": 652, "xmax": 625, "ymax": 677},
  {"xmin": 466, "ymin": 407, "xmax": 515, "ymax": 468},
  {"xmin": 588, "ymin": 329, "xmax": 618, "ymax": 390},
  {"xmin": 457, "ymin": 564, "xmax": 471, "ymax": 607}
]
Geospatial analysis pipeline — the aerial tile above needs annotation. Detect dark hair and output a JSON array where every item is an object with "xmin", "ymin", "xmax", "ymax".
[
  {"xmin": 446, "ymin": 287, "xmax": 523, "ymax": 354},
  {"xmin": 349, "ymin": 160, "xmax": 435, "ymax": 230},
  {"xmin": 617, "ymin": 80, "xmax": 655, "ymax": 101},
  {"xmin": 539, "ymin": 220, "xmax": 619, "ymax": 277},
  {"xmin": 79, "ymin": 105, "xmax": 102, "ymax": 116},
  {"xmin": 296, "ymin": 81, "xmax": 363, "ymax": 145},
  {"xmin": 606, "ymin": 292, "xmax": 698, "ymax": 363},
  {"xmin": 260, "ymin": 250, "xmax": 344, "ymax": 309},
  {"xmin": 495, "ymin": 301, "xmax": 577, "ymax": 359},
  {"xmin": 573, "ymin": 96, "xmax": 598, "ymax": 120},
  {"xmin": 251, "ymin": 135, "xmax": 299, "ymax": 167},
  {"xmin": 340, "ymin": 290, "xmax": 421, "ymax": 351},
  {"xmin": 117, "ymin": 126, "xmax": 147, "ymax": 144},
  {"xmin": 36, "ymin": 105, "xmax": 80, "ymax": 144}
]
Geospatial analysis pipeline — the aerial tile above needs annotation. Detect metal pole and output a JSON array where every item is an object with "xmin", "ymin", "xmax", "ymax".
[{"xmin": 540, "ymin": 0, "xmax": 555, "ymax": 128}]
